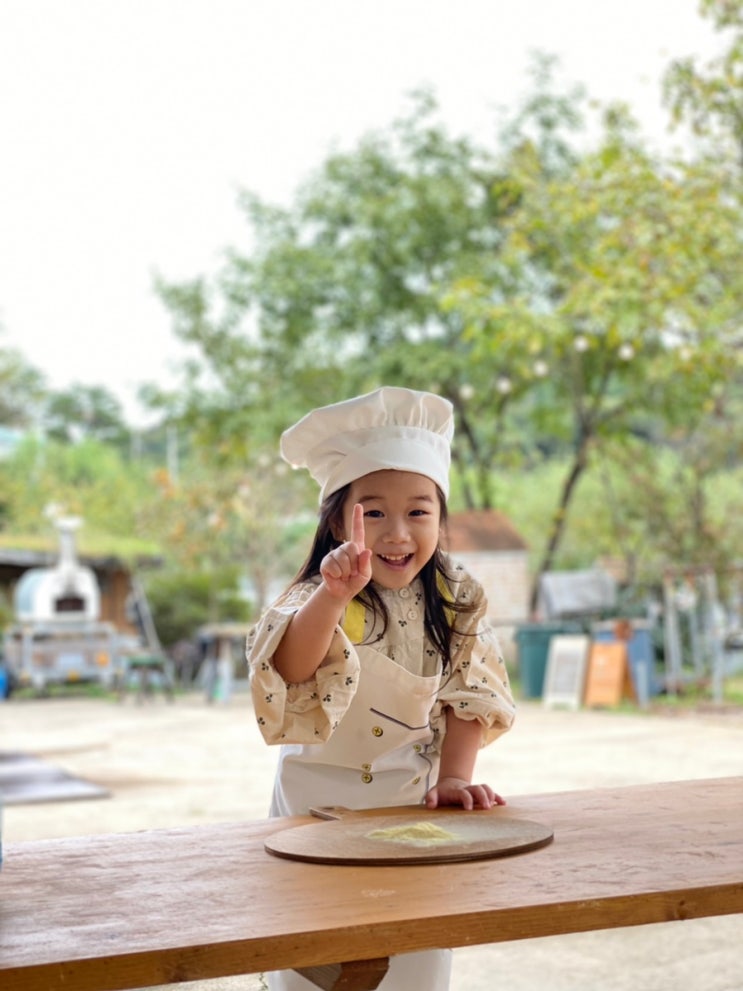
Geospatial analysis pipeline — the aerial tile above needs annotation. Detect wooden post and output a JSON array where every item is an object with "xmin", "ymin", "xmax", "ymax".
[{"xmin": 295, "ymin": 958, "xmax": 390, "ymax": 990}]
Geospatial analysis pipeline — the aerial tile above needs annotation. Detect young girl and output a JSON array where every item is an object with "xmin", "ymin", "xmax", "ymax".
[{"xmin": 247, "ymin": 386, "xmax": 516, "ymax": 991}]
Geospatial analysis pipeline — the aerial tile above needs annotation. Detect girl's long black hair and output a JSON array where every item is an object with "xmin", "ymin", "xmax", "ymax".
[{"xmin": 291, "ymin": 483, "xmax": 476, "ymax": 671}]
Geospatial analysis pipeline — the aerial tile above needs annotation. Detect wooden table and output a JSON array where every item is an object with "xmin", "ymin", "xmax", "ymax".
[{"xmin": 1, "ymin": 777, "xmax": 741, "ymax": 991}]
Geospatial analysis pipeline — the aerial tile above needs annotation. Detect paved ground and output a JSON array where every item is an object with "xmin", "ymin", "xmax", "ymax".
[{"xmin": 2, "ymin": 689, "xmax": 742, "ymax": 991}]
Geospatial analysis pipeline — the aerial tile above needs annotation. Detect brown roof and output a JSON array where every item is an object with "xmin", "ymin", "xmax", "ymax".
[{"xmin": 444, "ymin": 509, "xmax": 527, "ymax": 553}]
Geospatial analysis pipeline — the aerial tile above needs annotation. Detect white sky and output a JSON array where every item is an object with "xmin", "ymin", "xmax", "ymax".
[{"xmin": 0, "ymin": 0, "xmax": 722, "ymax": 424}]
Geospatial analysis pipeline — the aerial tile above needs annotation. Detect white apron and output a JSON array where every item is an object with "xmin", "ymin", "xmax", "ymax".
[
  {"xmin": 270, "ymin": 646, "xmax": 441, "ymax": 816},
  {"xmin": 266, "ymin": 641, "xmax": 452, "ymax": 991}
]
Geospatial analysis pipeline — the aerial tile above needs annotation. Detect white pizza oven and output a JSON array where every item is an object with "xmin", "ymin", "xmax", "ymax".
[{"xmin": 14, "ymin": 517, "xmax": 101, "ymax": 623}]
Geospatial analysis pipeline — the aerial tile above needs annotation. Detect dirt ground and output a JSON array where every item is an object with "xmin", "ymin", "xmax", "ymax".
[{"xmin": 2, "ymin": 687, "xmax": 742, "ymax": 991}]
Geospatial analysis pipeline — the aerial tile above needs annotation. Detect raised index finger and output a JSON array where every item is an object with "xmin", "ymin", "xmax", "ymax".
[{"xmin": 351, "ymin": 503, "xmax": 366, "ymax": 549}]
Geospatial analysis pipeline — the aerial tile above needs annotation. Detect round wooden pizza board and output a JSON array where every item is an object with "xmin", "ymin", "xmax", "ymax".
[{"xmin": 264, "ymin": 806, "xmax": 554, "ymax": 866}]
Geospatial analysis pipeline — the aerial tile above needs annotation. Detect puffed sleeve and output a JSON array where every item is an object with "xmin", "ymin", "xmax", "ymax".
[
  {"xmin": 246, "ymin": 582, "xmax": 361, "ymax": 745},
  {"xmin": 438, "ymin": 566, "xmax": 516, "ymax": 747}
]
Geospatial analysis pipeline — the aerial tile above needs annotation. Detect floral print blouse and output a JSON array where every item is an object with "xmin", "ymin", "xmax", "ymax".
[{"xmin": 247, "ymin": 560, "xmax": 516, "ymax": 751}]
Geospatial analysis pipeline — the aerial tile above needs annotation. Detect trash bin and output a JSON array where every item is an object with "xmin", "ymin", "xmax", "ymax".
[{"xmin": 514, "ymin": 623, "xmax": 582, "ymax": 699}]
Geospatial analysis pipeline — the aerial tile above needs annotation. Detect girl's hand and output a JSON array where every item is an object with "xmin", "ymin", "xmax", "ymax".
[
  {"xmin": 425, "ymin": 777, "xmax": 506, "ymax": 811},
  {"xmin": 320, "ymin": 503, "xmax": 373, "ymax": 602}
]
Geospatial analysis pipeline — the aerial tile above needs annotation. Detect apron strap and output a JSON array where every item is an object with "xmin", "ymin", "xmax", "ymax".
[
  {"xmin": 437, "ymin": 573, "xmax": 456, "ymax": 627},
  {"xmin": 342, "ymin": 598, "xmax": 366, "ymax": 643}
]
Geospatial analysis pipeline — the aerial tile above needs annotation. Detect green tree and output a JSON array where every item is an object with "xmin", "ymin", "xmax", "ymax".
[
  {"xmin": 663, "ymin": 0, "xmax": 743, "ymax": 163},
  {"xmin": 42, "ymin": 384, "xmax": 130, "ymax": 449},
  {"xmin": 152, "ymin": 54, "xmax": 743, "ymax": 610},
  {"xmin": 0, "ymin": 340, "xmax": 46, "ymax": 427},
  {"xmin": 137, "ymin": 448, "xmax": 308, "ymax": 615},
  {"xmin": 0, "ymin": 434, "xmax": 153, "ymax": 546},
  {"xmin": 152, "ymin": 87, "xmax": 538, "ymax": 503},
  {"xmin": 448, "ymin": 103, "xmax": 743, "ymax": 607}
]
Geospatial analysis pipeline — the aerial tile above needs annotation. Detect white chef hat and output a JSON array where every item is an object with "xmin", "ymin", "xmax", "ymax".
[{"xmin": 281, "ymin": 386, "xmax": 454, "ymax": 502}]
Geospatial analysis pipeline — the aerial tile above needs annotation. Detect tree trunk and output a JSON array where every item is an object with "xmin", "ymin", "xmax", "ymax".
[
  {"xmin": 452, "ymin": 400, "xmax": 488, "ymax": 509},
  {"xmin": 529, "ymin": 436, "xmax": 591, "ymax": 614},
  {"xmin": 476, "ymin": 462, "xmax": 494, "ymax": 510},
  {"xmin": 451, "ymin": 450, "xmax": 476, "ymax": 509}
]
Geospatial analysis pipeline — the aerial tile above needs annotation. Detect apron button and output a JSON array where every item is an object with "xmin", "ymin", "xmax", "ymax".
[
  {"xmin": 361, "ymin": 771, "xmax": 373, "ymax": 784},
  {"xmin": 412, "ymin": 776, "xmax": 421, "ymax": 785},
  {"xmin": 361, "ymin": 762, "xmax": 372, "ymax": 771},
  {"xmin": 413, "ymin": 743, "xmax": 423, "ymax": 753},
  {"xmin": 371, "ymin": 725, "xmax": 384, "ymax": 737},
  {"xmin": 407, "ymin": 608, "xmax": 418, "ymax": 620}
]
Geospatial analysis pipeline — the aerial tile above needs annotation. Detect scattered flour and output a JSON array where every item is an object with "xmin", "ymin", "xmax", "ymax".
[{"xmin": 366, "ymin": 821, "xmax": 460, "ymax": 847}]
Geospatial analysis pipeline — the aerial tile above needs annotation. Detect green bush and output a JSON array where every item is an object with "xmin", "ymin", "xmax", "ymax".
[{"xmin": 143, "ymin": 568, "xmax": 252, "ymax": 648}]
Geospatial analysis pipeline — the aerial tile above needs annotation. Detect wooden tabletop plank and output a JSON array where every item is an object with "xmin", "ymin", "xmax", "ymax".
[{"xmin": 1, "ymin": 777, "xmax": 741, "ymax": 991}]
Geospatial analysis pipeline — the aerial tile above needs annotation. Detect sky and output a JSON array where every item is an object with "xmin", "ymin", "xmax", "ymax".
[{"xmin": 0, "ymin": 0, "xmax": 723, "ymax": 424}]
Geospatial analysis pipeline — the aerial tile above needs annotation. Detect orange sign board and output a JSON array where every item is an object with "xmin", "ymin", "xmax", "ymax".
[{"xmin": 584, "ymin": 641, "xmax": 634, "ymax": 707}]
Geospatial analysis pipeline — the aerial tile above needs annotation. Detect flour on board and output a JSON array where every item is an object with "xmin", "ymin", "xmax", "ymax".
[{"xmin": 366, "ymin": 821, "xmax": 460, "ymax": 847}]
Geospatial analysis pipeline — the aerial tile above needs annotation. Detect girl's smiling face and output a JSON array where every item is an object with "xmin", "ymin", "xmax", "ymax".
[{"xmin": 342, "ymin": 469, "xmax": 442, "ymax": 590}]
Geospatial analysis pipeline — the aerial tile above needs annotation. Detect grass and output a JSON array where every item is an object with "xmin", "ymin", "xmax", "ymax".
[
  {"xmin": 649, "ymin": 673, "xmax": 743, "ymax": 712},
  {"xmin": 9, "ymin": 681, "xmax": 119, "ymax": 702},
  {"xmin": 0, "ymin": 529, "xmax": 161, "ymax": 564},
  {"xmin": 511, "ymin": 662, "xmax": 743, "ymax": 714}
]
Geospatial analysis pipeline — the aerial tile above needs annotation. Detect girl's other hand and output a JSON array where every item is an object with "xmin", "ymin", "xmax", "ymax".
[
  {"xmin": 320, "ymin": 503, "xmax": 372, "ymax": 602},
  {"xmin": 425, "ymin": 777, "xmax": 506, "ymax": 811}
]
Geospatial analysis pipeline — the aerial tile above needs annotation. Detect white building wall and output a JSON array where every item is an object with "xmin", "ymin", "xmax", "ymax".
[{"xmin": 452, "ymin": 550, "xmax": 530, "ymax": 663}]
